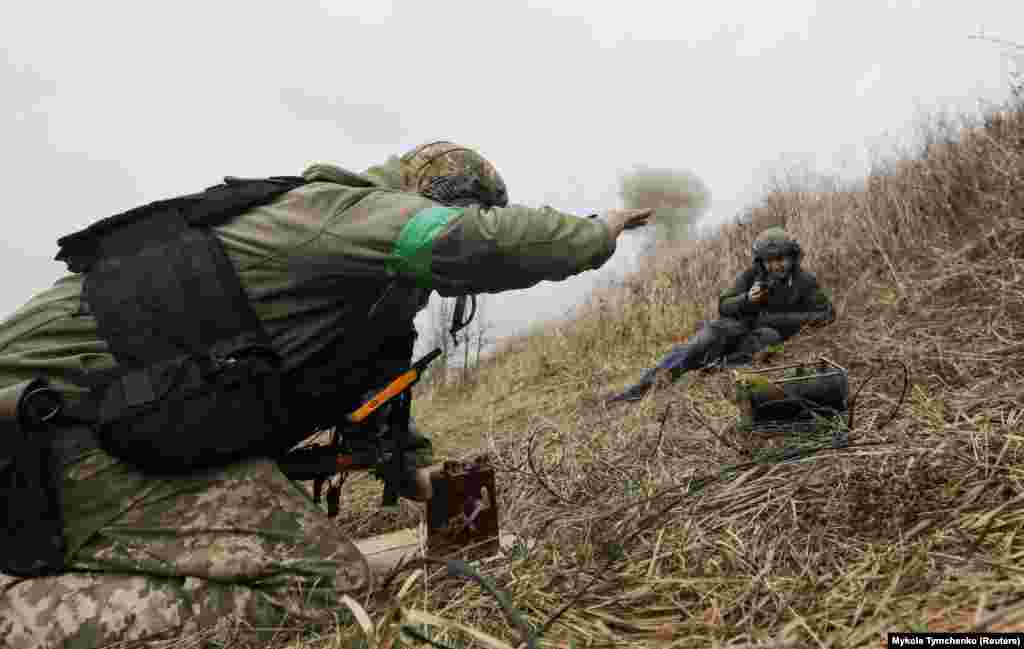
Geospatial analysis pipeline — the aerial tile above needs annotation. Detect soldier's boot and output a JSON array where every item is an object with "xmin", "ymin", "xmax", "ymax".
[{"xmin": 604, "ymin": 367, "xmax": 658, "ymax": 404}]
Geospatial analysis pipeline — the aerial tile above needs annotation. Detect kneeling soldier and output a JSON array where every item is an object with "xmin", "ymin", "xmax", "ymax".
[{"xmin": 0, "ymin": 141, "xmax": 650, "ymax": 648}]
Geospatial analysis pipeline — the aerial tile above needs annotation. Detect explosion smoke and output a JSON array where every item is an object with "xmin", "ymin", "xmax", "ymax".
[{"xmin": 618, "ymin": 165, "xmax": 710, "ymax": 244}]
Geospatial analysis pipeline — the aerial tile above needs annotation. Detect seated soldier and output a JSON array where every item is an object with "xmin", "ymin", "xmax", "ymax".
[
  {"xmin": 0, "ymin": 141, "xmax": 651, "ymax": 648},
  {"xmin": 605, "ymin": 226, "xmax": 834, "ymax": 404}
]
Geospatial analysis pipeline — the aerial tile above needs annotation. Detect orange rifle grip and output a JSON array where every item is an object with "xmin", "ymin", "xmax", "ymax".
[{"xmin": 347, "ymin": 370, "xmax": 418, "ymax": 423}]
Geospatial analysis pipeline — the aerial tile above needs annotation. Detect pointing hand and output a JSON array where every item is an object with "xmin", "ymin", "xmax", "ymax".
[{"xmin": 604, "ymin": 208, "xmax": 654, "ymax": 239}]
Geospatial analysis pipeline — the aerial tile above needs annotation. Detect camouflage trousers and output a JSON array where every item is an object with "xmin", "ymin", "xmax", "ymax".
[{"xmin": 0, "ymin": 438, "xmax": 372, "ymax": 649}]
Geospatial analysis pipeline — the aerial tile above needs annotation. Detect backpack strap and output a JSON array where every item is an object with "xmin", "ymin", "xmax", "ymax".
[{"xmin": 55, "ymin": 176, "xmax": 307, "ymax": 273}]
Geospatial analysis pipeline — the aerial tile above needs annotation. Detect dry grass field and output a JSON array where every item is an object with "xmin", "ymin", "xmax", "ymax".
[{"xmin": 213, "ymin": 101, "xmax": 1024, "ymax": 649}]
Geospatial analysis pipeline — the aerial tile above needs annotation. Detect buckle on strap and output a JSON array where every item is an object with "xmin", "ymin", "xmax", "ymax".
[{"xmin": 449, "ymin": 294, "xmax": 477, "ymax": 346}]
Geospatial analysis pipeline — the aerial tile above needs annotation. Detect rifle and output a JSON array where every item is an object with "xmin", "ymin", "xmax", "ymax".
[
  {"xmin": 281, "ymin": 288, "xmax": 477, "ymax": 507},
  {"xmin": 279, "ymin": 347, "xmax": 442, "ymax": 513},
  {"xmin": 279, "ymin": 296, "xmax": 502, "ymax": 556},
  {"xmin": 279, "ymin": 345, "xmax": 501, "ymax": 557}
]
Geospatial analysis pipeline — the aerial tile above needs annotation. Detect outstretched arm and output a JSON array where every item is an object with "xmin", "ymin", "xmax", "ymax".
[
  {"xmin": 290, "ymin": 185, "xmax": 648, "ymax": 296},
  {"xmin": 426, "ymin": 203, "xmax": 619, "ymax": 295}
]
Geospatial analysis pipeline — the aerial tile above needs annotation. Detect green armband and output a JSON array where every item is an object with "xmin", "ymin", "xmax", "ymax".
[{"xmin": 386, "ymin": 206, "xmax": 463, "ymax": 288}]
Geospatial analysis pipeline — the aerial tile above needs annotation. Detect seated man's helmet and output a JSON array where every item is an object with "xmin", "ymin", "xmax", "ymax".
[
  {"xmin": 399, "ymin": 141, "xmax": 509, "ymax": 208},
  {"xmin": 752, "ymin": 227, "xmax": 802, "ymax": 278}
]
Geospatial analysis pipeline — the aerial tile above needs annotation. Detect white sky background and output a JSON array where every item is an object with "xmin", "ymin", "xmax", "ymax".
[{"xmin": 2, "ymin": 1, "xmax": 1021, "ymax": 355}]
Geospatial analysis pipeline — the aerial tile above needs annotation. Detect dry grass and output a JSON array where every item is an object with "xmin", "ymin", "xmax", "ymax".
[{"xmin": 170, "ymin": 102, "xmax": 1024, "ymax": 648}]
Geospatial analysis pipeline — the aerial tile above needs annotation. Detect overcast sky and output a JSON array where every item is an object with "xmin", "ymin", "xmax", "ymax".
[{"xmin": 3, "ymin": 1, "xmax": 1021, "ymax": 352}]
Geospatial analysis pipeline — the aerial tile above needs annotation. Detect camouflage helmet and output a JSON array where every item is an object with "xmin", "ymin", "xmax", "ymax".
[
  {"xmin": 752, "ymin": 227, "xmax": 802, "ymax": 275},
  {"xmin": 399, "ymin": 141, "xmax": 509, "ymax": 208}
]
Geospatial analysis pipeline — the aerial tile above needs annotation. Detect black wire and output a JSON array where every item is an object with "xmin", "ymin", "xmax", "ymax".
[
  {"xmin": 387, "ymin": 557, "xmax": 538, "ymax": 649},
  {"xmin": 846, "ymin": 358, "xmax": 910, "ymax": 433},
  {"xmin": 526, "ymin": 427, "xmax": 574, "ymax": 506},
  {"xmin": 2, "ymin": 578, "xmax": 29, "ymax": 595},
  {"xmin": 647, "ymin": 404, "xmax": 672, "ymax": 461},
  {"xmin": 400, "ymin": 626, "xmax": 459, "ymax": 649},
  {"xmin": 876, "ymin": 360, "xmax": 910, "ymax": 432}
]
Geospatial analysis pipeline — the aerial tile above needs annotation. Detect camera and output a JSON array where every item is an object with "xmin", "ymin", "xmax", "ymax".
[{"xmin": 756, "ymin": 276, "xmax": 783, "ymax": 295}]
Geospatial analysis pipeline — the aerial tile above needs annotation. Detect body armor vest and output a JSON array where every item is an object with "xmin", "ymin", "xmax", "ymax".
[{"xmin": 54, "ymin": 175, "xmax": 397, "ymax": 472}]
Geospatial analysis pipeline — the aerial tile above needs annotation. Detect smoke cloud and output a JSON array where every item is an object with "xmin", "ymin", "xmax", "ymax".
[{"xmin": 618, "ymin": 165, "xmax": 711, "ymax": 244}]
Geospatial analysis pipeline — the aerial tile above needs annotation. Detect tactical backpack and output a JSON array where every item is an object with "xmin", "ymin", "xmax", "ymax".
[{"xmin": 55, "ymin": 176, "xmax": 309, "ymax": 473}]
